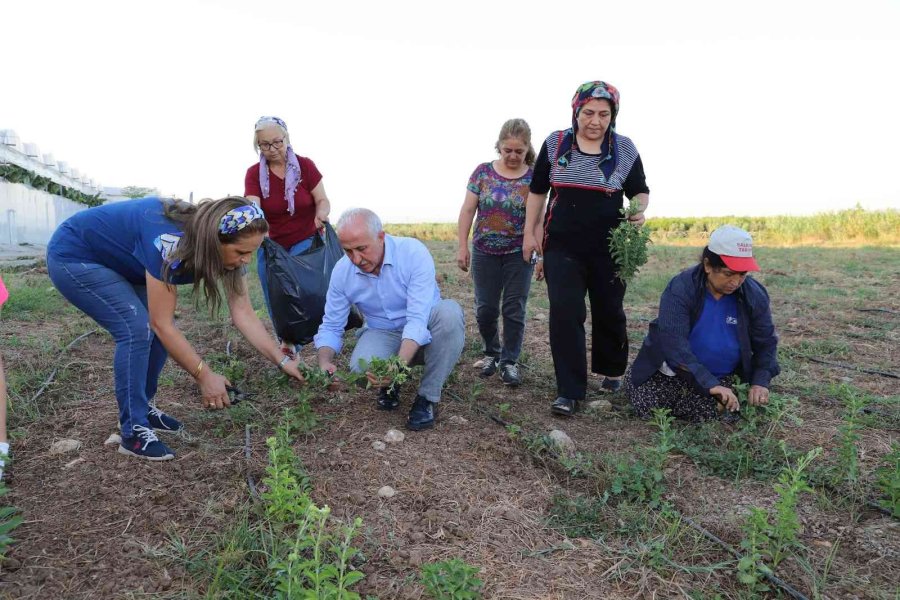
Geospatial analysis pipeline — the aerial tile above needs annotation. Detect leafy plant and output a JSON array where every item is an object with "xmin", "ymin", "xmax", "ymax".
[
  {"xmin": 359, "ymin": 356, "xmax": 411, "ymax": 394},
  {"xmin": 609, "ymin": 196, "xmax": 652, "ymax": 283},
  {"xmin": 610, "ymin": 409, "xmax": 673, "ymax": 508},
  {"xmin": 0, "ymin": 476, "xmax": 22, "ymax": 560},
  {"xmin": 420, "ymin": 558, "xmax": 483, "ymax": 600},
  {"xmin": 0, "ymin": 163, "xmax": 103, "ymax": 206},
  {"xmin": 833, "ymin": 384, "xmax": 869, "ymax": 487},
  {"xmin": 297, "ymin": 362, "xmax": 336, "ymax": 391},
  {"xmin": 262, "ymin": 431, "xmax": 312, "ymax": 525},
  {"xmin": 875, "ymin": 444, "xmax": 900, "ymax": 517},
  {"xmin": 739, "ymin": 445, "xmax": 822, "ymax": 588}
]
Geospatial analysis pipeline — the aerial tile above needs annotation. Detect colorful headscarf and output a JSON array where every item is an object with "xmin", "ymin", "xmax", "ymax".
[
  {"xmin": 219, "ymin": 204, "xmax": 265, "ymax": 235},
  {"xmin": 557, "ymin": 81, "xmax": 621, "ymax": 170},
  {"xmin": 255, "ymin": 116, "xmax": 302, "ymax": 216}
]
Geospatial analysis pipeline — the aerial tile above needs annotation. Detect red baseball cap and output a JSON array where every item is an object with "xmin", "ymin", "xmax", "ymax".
[{"xmin": 708, "ymin": 225, "xmax": 760, "ymax": 272}]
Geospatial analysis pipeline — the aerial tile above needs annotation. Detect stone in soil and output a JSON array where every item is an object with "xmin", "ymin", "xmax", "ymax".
[
  {"xmin": 548, "ymin": 429, "xmax": 575, "ymax": 455},
  {"xmin": 104, "ymin": 433, "xmax": 122, "ymax": 446},
  {"xmin": 449, "ymin": 415, "xmax": 469, "ymax": 425},
  {"xmin": 377, "ymin": 485, "xmax": 397, "ymax": 498},
  {"xmin": 586, "ymin": 399, "xmax": 612, "ymax": 411},
  {"xmin": 384, "ymin": 429, "xmax": 405, "ymax": 443},
  {"xmin": 372, "ymin": 441, "xmax": 386, "ymax": 451},
  {"xmin": 50, "ymin": 439, "xmax": 82, "ymax": 454}
]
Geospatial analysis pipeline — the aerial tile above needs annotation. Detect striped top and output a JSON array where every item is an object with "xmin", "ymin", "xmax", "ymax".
[{"xmin": 531, "ymin": 129, "xmax": 649, "ymax": 252}]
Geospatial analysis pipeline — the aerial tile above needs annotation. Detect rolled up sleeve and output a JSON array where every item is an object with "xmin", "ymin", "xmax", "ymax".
[
  {"xmin": 313, "ymin": 264, "xmax": 351, "ymax": 354},
  {"xmin": 400, "ymin": 242, "xmax": 437, "ymax": 346}
]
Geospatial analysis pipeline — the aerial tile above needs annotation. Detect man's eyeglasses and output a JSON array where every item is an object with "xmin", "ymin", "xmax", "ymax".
[{"xmin": 259, "ymin": 139, "xmax": 285, "ymax": 151}]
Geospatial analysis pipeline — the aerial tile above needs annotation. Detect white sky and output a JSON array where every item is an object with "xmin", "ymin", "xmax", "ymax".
[{"xmin": 3, "ymin": 0, "xmax": 899, "ymax": 221}]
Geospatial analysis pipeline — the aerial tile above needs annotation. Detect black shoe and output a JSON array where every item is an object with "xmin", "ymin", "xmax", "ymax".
[
  {"xmin": 479, "ymin": 357, "xmax": 500, "ymax": 378},
  {"xmin": 377, "ymin": 385, "xmax": 401, "ymax": 411},
  {"xmin": 499, "ymin": 363, "xmax": 522, "ymax": 387},
  {"xmin": 406, "ymin": 394, "xmax": 437, "ymax": 431},
  {"xmin": 550, "ymin": 397, "xmax": 579, "ymax": 416},
  {"xmin": 598, "ymin": 377, "xmax": 623, "ymax": 394}
]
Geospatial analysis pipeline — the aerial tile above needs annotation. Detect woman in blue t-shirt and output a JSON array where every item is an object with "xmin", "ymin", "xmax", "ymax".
[
  {"xmin": 456, "ymin": 118, "xmax": 535, "ymax": 387},
  {"xmin": 625, "ymin": 225, "xmax": 780, "ymax": 422},
  {"xmin": 47, "ymin": 197, "xmax": 306, "ymax": 460}
]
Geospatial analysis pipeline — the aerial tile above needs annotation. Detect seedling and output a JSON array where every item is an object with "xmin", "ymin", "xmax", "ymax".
[
  {"xmin": 875, "ymin": 444, "xmax": 900, "ymax": 517},
  {"xmin": 609, "ymin": 197, "xmax": 652, "ymax": 283},
  {"xmin": 420, "ymin": 558, "xmax": 484, "ymax": 600}
]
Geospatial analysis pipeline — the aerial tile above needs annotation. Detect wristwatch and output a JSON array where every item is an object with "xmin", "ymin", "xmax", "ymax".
[{"xmin": 278, "ymin": 355, "xmax": 292, "ymax": 370}]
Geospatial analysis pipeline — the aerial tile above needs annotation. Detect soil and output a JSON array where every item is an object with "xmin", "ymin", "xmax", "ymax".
[{"xmin": 1, "ymin": 243, "xmax": 898, "ymax": 599}]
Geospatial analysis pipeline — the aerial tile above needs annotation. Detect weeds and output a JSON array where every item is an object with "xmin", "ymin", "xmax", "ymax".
[
  {"xmin": 358, "ymin": 356, "xmax": 411, "ymax": 394},
  {"xmin": 609, "ymin": 197, "xmax": 652, "ymax": 283},
  {"xmin": 832, "ymin": 384, "xmax": 869, "ymax": 487},
  {"xmin": 875, "ymin": 444, "xmax": 900, "ymax": 517},
  {"xmin": 609, "ymin": 409, "xmax": 673, "ymax": 508},
  {"xmin": 0, "ymin": 477, "xmax": 22, "ymax": 560},
  {"xmin": 739, "ymin": 446, "xmax": 822, "ymax": 590},
  {"xmin": 420, "ymin": 558, "xmax": 483, "ymax": 599}
]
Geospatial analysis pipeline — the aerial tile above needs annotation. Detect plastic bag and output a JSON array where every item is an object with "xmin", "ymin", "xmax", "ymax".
[{"xmin": 263, "ymin": 224, "xmax": 363, "ymax": 345}]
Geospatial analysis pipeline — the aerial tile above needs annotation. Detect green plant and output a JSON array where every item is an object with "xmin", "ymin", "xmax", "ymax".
[
  {"xmin": 609, "ymin": 197, "xmax": 652, "ymax": 283},
  {"xmin": 298, "ymin": 362, "xmax": 335, "ymax": 391},
  {"xmin": 262, "ymin": 431, "xmax": 312, "ymax": 525},
  {"xmin": 420, "ymin": 558, "xmax": 483, "ymax": 599},
  {"xmin": 0, "ymin": 163, "xmax": 103, "ymax": 206},
  {"xmin": 739, "ymin": 445, "xmax": 822, "ymax": 585},
  {"xmin": 833, "ymin": 384, "xmax": 869, "ymax": 486},
  {"xmin": 0, "ymin": 477, "xmax": 22, "ymax": 560},
  {"xmin": 875, "ymin": 444, "xmax": 900, "ymax": 517},
  {"xmin": 610, "ymin": 409, "xmax": 673, "ymax": 508},
  {"xmin": 737, "ymin": 507, "xmax": 773, "ymax": 593},
  {"xmin": 359, "ymin": 356, "xmax": 411, "ymax": 394}
]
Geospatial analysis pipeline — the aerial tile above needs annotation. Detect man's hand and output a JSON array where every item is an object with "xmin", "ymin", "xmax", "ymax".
[
  {"xmin": 710, "ymin": 385, "xmax": 739, "ymax": 412},
  {"xmin": 281, "ymin": 358, "xmax": 306, "ymax": 383},
  {"xmin": 748, "ymin": 385, "xmax": 770, "ymax": 406}
]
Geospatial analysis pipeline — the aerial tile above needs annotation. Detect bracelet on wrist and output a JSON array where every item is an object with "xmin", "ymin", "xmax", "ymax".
[
  {"xmin": 278, "ymin": 355, "xmax": 291, "ymax": 370},
  {"xmin": 193, "ymin": 360, "xmax": 204, "ymax": 379}
]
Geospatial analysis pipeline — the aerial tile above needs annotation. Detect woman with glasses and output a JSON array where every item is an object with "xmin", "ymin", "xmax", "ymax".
[
  {"xmin": 626, "ymin": 225, "xmax": 780, "ymax": 422},
  {"xmin": 244, "ymin": 116, "xmax": 331, "ymax": 353},
  {"xmin": 47, "ymin": 197, "xmax": 306, "ymax": 460}
]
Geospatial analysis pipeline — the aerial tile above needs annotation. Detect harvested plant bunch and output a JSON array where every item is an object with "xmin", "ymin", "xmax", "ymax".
[
  {"xmin": 361, "ymin": 355, "xmax": 411, "ymax": 394},
  {"xmin": 609, "ymin": 197, "xmax": 651, "ymax": 284}
]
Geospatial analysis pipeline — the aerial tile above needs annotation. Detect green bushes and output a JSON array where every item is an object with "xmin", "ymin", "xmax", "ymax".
[{"xmin": 0, "ymin": 163, "xmax": 103, "ymax": 207}]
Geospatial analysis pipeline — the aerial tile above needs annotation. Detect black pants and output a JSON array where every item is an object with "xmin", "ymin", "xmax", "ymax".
[{"xmin": 543, "ymin": 246, "xmax": 627, "ymax": 400}]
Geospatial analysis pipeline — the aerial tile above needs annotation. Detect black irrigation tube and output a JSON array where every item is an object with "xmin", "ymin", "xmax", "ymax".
[
  {"xmin": 29, "ymin": 329, "xmax": 99, "ymax": 404},
  {"xmin": 796, "ymin": 355, "xmax": 899, "ymax": 380},
  {"xmin": 477, "ymin": 404, "xmax": 813, "ymax": 600},
  {"xmin": 855, "ymin": 308, "xmax": 898, "ymax": 315},
  {"xmin": 678, "ymin": 515, "xmax": 810, "ymax": 600},
  {"xmin": 245, "ymin": 423, "xmax": 259, "ymax": 502}
]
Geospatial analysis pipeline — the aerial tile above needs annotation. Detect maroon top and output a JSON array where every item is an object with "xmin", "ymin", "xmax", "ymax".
[{"xmin": 244, "ymin": 156, "xmax": 323, "ymax": 248}]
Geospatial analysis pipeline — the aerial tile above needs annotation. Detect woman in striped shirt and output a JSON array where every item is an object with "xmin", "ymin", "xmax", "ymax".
[{"xmin": 522, "ymin": 81, "xmax": 651, "ymax": 416}]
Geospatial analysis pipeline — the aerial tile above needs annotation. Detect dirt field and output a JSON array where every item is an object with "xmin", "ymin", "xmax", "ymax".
[{"xmin": 1, "ymin": 241, "xmax": 898, "ymax": 599}]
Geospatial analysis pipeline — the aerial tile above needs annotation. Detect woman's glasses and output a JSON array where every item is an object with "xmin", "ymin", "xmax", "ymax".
[{"xmin": 259, "ymin": 139, "xmax": 285, "ymax": 151}]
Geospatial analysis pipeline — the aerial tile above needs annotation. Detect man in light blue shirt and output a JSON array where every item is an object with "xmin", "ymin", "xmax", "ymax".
[{"xmin": 315, "ymin": 208, "xmax": 465, "ymax": 431}]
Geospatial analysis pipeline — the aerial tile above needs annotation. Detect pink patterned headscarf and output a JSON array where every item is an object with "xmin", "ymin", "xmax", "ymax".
[{"xmin": 255, "ymin": 116, "xmax": 302, "ymax": 215}]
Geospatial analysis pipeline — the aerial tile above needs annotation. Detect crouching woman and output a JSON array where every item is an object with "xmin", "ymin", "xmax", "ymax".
[
  {"xmin": 48, "ymin": 197, "xmax": 305, "ymax": 460},
  {"xmin": 626, "ymin": 225, "xmax": 779, "ymax": 421}
]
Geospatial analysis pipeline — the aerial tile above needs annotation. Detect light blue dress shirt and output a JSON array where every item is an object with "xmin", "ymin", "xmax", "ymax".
[{"xmin": 314, "ymin": 235, "xmax": 442, "ymax": 354}]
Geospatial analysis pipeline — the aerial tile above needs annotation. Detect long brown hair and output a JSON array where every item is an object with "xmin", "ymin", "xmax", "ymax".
[
  {"xmin": 494, "ymin": 118, "xmax": 537, "ymax": 167},
  {"xmin": 161, "ymin": 197, "xmax": 269, "ymax": 314}
]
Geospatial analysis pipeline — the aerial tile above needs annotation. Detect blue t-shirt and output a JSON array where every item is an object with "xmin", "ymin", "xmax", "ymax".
[
  {"xmin": 48, "ymin": 197, "xmax": 193, "ymax": 285},
  {"xmin": 688, "ymin": 291, "xmax": 741, "ymax": 378}
]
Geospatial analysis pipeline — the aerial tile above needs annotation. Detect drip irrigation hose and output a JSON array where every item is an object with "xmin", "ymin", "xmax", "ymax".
[
  {"xmin": 800, "ymin": 356, "xmax": 899, "ymax": 380},
  {"xmin": 28, "ymin": 329, "xmax": 99, "ymax": 404}
]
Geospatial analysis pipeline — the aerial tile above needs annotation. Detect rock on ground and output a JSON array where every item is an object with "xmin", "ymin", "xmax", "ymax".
[
  {"xmin": 548, "ymin": 430, "xmax": 576, "ymax": 455},
  {"xmin": 50, "ymin": 439, "xmax": 82, "ymax": 454},
  {"xmin": 377, "ymin": 485, "xmax": 397, "ymax": 499}
]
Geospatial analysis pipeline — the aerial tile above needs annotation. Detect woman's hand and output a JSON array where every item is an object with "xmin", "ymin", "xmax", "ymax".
[
  {"xmin": 748, "ymin": 385, "xmax": 770, "ymax": 406},
  {"xmin": 534, "ymin": 261, "xmax": 545, "ymax": 281},
  {"xmin": 281, "ymin": 358, "xmax": 306, "ymax": 383},
  {"xmin": 628, "ymin": 211, "xmax": 646, "ymax": 226},
  {"xmin": 314, "ymin": 207, "xmax": 330, "ymax": 229},
  {"xmin": 522, "ymin": 232, "xmax": 540, "ymax": 263},
  {"xmin": 710, "ymin": 385, "xmax": 739, "ymax": 412},
  {"xmin": 456, "ymin": 246, "xmax": 470, "ymax": 272},
  {"xmin": 199, "ymin": 370, "xmax": 232, "ymax": 409}
]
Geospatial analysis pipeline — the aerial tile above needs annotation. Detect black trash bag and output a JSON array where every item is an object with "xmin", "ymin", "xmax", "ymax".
[{"xmin": 263, "ymin": 223, "xmax": 363, "ymax": 345}]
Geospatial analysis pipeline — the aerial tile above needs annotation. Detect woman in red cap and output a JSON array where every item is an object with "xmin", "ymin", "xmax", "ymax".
[
  {"xmin": 626, "ymin": 225, "xmax": 780, "ymax": 422},
  {"xmin": 522, "ymin": 81, "xmax": 650, "ymax": 416}
]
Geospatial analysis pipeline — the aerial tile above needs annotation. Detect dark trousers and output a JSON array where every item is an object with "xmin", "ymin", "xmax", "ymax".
[
  {"xmin": 543, "ymin": 246, "xmax": 627, "ymax": 400},
  {"xmin": 470, "ymin": 247, "xmax": 533, "ymax": 365}
]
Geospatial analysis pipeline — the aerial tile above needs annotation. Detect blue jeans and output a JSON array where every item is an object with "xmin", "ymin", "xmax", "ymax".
[
  {"xmin": 348, "ymin": 300, "xmax": 465, "ymax": 402},
  {"xmin": 47, "ymin": 254, "xmax": 168, "ymax": 435},
  {"xmin": 256, "ymin": 235, "xmax": 315, "ymax": 332},
  {"xmin": 470, "ymin": 247, "xmax": 533, "ymax": 365}
]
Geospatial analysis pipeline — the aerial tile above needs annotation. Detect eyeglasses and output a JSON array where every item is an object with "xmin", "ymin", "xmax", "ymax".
[{"xmin": 258, "ymin": 139, "xmax": 284, "ymax": 151}]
